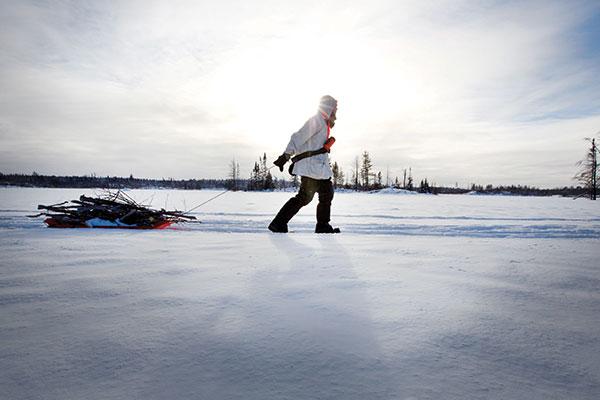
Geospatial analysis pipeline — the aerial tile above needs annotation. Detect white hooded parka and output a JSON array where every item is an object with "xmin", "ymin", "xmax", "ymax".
[{"xmin": 285, "ymin": 96, "xmax": 337, "ymax": 180}]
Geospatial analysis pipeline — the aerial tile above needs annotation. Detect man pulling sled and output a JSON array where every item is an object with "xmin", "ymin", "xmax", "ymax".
[{"xmin": 269, "ymin": 95, "xmax": 341, "ymax": 234}]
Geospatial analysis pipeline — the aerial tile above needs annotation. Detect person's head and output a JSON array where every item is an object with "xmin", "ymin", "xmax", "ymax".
[
  {"xmin": 318, "ymin": 95, "xmax": 338, "ymax": 123},
  {"xmin": 329, "ymin": 104, "xmax": 337, "ymax": 127}
]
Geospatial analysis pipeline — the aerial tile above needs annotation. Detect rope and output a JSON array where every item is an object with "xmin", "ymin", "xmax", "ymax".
[{"xmin": 184, "ymin": 189, "xmax": 230, "ymax": 214}]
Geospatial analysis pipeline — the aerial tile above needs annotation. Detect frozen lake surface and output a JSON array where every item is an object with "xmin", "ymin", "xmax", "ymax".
[{"xmin": 1, "ymin": 188, "xmax": 599, "ymax": 399}]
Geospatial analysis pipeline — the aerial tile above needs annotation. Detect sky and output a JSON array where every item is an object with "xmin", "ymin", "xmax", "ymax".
[{"xmin": 1, "ymin": 0, "xmax": 599, "ymax": 188}]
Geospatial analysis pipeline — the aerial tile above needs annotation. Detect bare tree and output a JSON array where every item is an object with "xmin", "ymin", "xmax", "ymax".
[
  {"xmin": 352, "ymin": 156, "xmax": 360, "ymax": 190},
  {"xmin": 574, "ymin": 137, "xmax": 598, "ymax": 200},
  {"xmin": 228, "ymin": 159, "xmax": 240, "ymax": 190},
  {"xmin": 386, "ymin": 164, "xmax": 390, "ymax": 187}
]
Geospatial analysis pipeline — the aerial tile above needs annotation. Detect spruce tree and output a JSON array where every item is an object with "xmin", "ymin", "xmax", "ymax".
[
  {"xmin": 407, "ymin": 168, "xmax": 414, "ymax": 190},
  {"xmin": 360, "ymin": 151, "xmax": 373, "ymax": 190},
  {"xmin": 331, "ymin": 161, "xmax": 345, "ymax": 189},
  {"xmin": 574, "ymin": 137, "xmax": 598, "ymax": 200}
]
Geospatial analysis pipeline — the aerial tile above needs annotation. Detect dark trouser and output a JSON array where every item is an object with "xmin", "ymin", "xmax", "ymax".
[{"xmin": 272, "ymin": 177, "xmax": 334, "ymax": 227}]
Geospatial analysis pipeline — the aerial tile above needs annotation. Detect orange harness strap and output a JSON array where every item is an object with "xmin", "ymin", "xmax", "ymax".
[{"xmin": 320, "ymin": 112, "xmax": 331, "ymax": 138}]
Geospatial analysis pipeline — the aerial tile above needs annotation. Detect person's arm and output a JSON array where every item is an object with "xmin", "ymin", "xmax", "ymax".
[
  {"xmin": 285, "ymin": 118, "xmax": 315, "ymax": 156},
  {"xmin": 274, "ymin": 118, "xmax": 317, "ymax": 171}
]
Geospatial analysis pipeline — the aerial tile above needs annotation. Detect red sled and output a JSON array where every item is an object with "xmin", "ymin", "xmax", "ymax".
[{"xmin": 44, "ymin": 218, "xmax": 175, "ymax": 230}]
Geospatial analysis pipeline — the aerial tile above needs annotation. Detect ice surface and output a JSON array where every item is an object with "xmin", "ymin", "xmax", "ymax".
[{"xmin": 1, "ymin": 188, "xmax": 599, "ymax": 399}]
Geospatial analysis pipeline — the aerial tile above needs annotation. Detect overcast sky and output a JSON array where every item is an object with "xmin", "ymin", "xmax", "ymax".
[{"xmin": 1, "ymin": 0, "xmax": 599, "ymax": 187}]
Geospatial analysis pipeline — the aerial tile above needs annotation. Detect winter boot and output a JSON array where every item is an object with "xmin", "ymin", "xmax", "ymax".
[
  {"xmin": 268, "ymin": 221, "xmax": 288, "ymax": 233},
  {"xmin": 315, "ymin": 223, "xmax": 340, "ymax": 234}
]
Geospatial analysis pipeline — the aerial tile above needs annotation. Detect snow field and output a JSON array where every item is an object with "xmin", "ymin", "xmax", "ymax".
[{"xmin": 1, "ymin": 188, "xmax": 599, "ymax": 399}]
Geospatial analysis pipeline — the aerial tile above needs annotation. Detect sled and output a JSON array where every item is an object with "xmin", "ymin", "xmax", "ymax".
[
  {"xmin": 31, "ymin": 191, "xmax": 195, "ymax": 229},
  {"xmin": 43, "ymin": 217, "xmax": 176, "ymax": 230}
]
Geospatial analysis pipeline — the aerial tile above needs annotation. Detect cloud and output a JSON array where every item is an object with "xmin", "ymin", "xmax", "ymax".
[{"xmin": 1, "ymin": 0, "xmax": 599, "ymax": 186}]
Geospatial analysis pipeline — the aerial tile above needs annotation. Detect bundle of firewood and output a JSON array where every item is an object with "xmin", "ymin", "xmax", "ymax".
[{"xmin": 30, "ymin": 191, "xmax": 196, "ymax": 229}]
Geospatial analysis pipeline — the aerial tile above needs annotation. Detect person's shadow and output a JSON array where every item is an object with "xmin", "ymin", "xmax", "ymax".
[{"xmin": 260, "ymin": 233, "xmax": 388, "ymax": 398}]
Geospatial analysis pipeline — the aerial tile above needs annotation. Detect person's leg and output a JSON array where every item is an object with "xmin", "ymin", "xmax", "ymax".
[
  {"xmin": 269, "ymin": 177, "xmax": 316, "ymax": 232},
  {"xmin": 315, "ymin": 179, "xmax": 339, "ymax": 233}
]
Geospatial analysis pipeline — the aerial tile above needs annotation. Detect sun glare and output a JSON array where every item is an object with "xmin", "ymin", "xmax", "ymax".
[
  {"xmin": 209, "ymin": 32, "xmax": 345, "ymax": 139},
  {"xmin": 207, "ymin": 25, "xmax": 424, "ymax": 163}
]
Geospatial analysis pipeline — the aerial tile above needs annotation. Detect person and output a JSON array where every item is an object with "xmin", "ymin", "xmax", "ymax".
[{"xmin": 269, "ymin": 95, "xmax": 340, "ymax": 234}]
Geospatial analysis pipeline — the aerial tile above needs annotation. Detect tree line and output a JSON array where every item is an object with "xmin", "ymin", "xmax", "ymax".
[
  {"xmin": 233, "ymin": 151, "xmax": 413, "ymax": 192},
  {"xmin": 0, "ymin": 173, "xmax": 229, "ymax": 190},
  {"xmin": 2, "ymin": 136, "xmax": 597, "ymax": 198},
  {"xmin": 229, "ymin": 148, "xmax": 592, "ymax": 197}
]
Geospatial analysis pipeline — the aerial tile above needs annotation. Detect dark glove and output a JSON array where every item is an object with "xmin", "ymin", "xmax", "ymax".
[{"xmin": 273, "ymin": 153, "xmax": 290, "ymax": 172}]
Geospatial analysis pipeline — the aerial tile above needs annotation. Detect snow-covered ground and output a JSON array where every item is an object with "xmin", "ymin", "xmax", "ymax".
[{"xmin": 1, "ymin": 187, "xmax": 599, "ymax": 400}]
